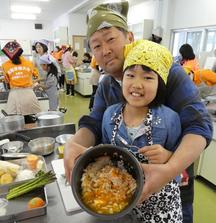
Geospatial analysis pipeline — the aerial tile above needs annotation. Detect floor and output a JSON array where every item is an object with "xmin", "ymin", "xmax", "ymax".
[{"xmin": 59, "ymin": 91, "xmax": 216, "ymax": 223}]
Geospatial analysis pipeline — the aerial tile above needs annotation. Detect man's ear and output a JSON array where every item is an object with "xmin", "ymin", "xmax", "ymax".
[{"xmin": 128, "ymin": 31, "xmax": 134, "ymax": 43}]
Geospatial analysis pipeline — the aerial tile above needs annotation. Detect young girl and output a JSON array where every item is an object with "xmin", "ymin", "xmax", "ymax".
[
  {"xmin": 39, "ymin": 54, "xmax": 59, "ymax": 111},
  {"xmin": 102, "ymin": 40, "xmax": 182, "ymax": 222},
  {"xmin": 62, "ymin": 46, "xmax": 76, "ymax": 96}
]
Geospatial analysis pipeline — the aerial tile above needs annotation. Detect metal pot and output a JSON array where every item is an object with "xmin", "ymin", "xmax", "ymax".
[
  {"xmin": 0, "ymin": 115, "xmax": 25, "ymax": 134},
  {"xmin": 28, "ymin": 137, "xmax": 55, "ymax": 156},
  {"xmin": 71, "ymin": 144, "xmax": 144, "ymax": 220},
  {"xmin": 1, "ymin": 141, "xmax": 24, "ymax": 153},
  {"xmin": 36, "ymin": 111, "xmax": 64, "ymax": 127},
  {"xmin": 55, "ymin": 134, "xmax": 73, "ymax": 145}
]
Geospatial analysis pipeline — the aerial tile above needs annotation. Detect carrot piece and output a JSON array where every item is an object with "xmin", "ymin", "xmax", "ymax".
[
  {"xmin": 27, "ymin": 197, "xmax": 45, "ymax": 209},
  {"xmin": 26, "ymin": 154, "xmax": 39, "ymax": 170}
]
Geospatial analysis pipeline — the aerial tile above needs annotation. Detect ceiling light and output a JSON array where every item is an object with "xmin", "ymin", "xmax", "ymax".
[
  {"xmin": 11, "ymin": 13, "xmax": 37, "ymax": 20},
  {"xmin": 11, "ymin": 5, "xmax": 41, "ymax": 14},
  {"xmin": 15, "ymin": 0, "xmax": 49, "ymax": 1}
]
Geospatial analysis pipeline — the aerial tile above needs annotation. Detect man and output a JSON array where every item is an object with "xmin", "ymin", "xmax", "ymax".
[{"xmin": 64, "ymin": 1, "xmax": 213, "ymax": 223}]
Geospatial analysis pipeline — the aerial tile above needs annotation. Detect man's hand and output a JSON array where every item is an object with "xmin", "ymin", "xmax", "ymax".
[
  {"xmin": 138, "ymin": 163, "xmax": 172, "ymax": 203},
  {"xmin": 64, "ymin": 141, "xmax": 86, "ymax": 183},
  {"xmin": 63, "ymin": 128, "xmax": 96, "ymax": 183},
  {"xmin": 138, "ymin": 134, "xmax": 206, "ymax": 203},
  {"xmin": 139, "ymin": 144, "xmax": 173, "ymax": 164}
]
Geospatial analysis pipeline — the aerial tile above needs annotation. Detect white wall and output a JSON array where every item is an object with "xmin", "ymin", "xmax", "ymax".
[
  {"xmin": 0, "ymin": 19, "xmax": 53, "ymax": 40},
  {"xmin": 128, "ymin": 1, "xmax": 156, "ymax": 25},
  {"xmin": 170, "ymin": 0, "xmax": 216, "ymax": 29},
  {"xmin": 52, "ymin": 13, "xmax": 70, "ymax": 29},
  {"xmin": 158, "ymin": 0, "xmax": 216, "ymax": 49},
  {"xmin": 52, "ymin": 13, "xmax": 86, "ymax": 45},
  {"xmin": 52, "ymin": 0, "xmax": 216, "ymax": 49},
  {"xmin": 68, "ymin": 13, "xmax": 87, "ymax": 44}
]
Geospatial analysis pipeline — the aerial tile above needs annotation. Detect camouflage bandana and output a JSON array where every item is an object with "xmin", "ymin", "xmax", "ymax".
[
  {"xmin": 124, "ymin": 40, "xmax": 173, "ymax": 84},
  {"xmin": 86, "ymin": 1, "xmax": 129, "ymax": 39}
]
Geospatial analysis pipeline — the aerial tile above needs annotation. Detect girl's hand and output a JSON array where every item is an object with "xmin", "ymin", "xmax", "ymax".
[{"xmin": 139, "ymin": 144, "xmax": 173, "ymax": 164}]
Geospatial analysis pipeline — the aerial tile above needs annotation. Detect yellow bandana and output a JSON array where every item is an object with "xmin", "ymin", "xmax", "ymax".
[{"xmin": 124, "ymin": 40, "xmax": 173, "ymax": 84}]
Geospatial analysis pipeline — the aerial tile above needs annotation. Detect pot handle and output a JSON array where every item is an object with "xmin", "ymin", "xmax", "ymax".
[{"xmin": 1, "ymin": 109, "xmax": 8, "ymax": 116}]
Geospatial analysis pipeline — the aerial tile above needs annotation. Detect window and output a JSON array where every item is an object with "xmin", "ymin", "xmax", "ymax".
[
  {"xmin": 172, "ymin": 32, "xmax": 186, "ymax": 57},
  {"xmin": 171, "ymin": 27, "xmax": 216, "ymax": 58},
  {"xmin": 205, "ymin": 30, "xmax": 216, "ymax": 51},
  {"xmin": 186, "ymin": 31, "xmax": 202, "ymax": 55}
]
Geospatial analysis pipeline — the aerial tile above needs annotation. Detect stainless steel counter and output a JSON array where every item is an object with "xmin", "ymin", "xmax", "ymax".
[
  {"xmin": 20, "ymin": 182, "xmax": 137, "ymax": 223},
  {"xmin": 0, "ymin": 90, "xmax": 49, "ymax": 113},
  {"xmin": 0, "ymin": 124, "xmax": 138, "ymax": 223},
  {"xmin": 0, "ymin": 90, "xmax": 48, "ymax": 104}
]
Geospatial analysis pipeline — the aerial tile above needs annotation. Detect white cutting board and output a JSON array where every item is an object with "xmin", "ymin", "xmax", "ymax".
[{"xmin": 51, "ymin": 159, "xmax": 82, "ymax": 214}]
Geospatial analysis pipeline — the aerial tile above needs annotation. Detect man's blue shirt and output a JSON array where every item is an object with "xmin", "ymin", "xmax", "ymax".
[{"xmin": 79, "ymin": 63, "xmax": 213, "ymax": 145}]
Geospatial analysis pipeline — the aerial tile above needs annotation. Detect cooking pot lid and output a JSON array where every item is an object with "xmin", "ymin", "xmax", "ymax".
[{"xmin": 38, "ymin": 114, "xmax": 60, "ymax": 120}]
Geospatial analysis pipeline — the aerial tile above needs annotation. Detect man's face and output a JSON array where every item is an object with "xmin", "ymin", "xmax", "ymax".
[{"xmin": 89, "ymin": 27, "xmax": 132, "ymax": 79}]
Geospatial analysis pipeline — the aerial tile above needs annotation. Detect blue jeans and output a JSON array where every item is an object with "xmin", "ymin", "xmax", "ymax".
[{"xmin": 182, "ymin": 202, "xmax": 193, "ymax": 223}]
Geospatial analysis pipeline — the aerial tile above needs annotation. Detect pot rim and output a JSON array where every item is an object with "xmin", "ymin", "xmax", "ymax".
[
  {"xmin": 28, "ymin": 137, "xmax": 55, "ymax": 156},
  {"xmin": 71, "ymin": 144, "xmax": 144, "ymax": 220},
  {"xmin": 36, "ymin": 111, "xmax": 64, "ymax": 118}
]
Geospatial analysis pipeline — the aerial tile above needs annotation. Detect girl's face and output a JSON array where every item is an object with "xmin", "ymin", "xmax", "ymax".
[
  {"xmin": 41, "ymin": 64, "xmax": 48, "ymax": 71},
  {"xmin": 35, "ymin": 43, "xmax": 44, "ymax": 56},
  {"xmin": 122, "ymin": 65, "xmax": 158, "ymax": 108}
]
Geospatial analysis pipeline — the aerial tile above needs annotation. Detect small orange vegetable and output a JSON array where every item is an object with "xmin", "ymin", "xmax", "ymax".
[
  {"xmin": 26, "ymin": 154, "xmax": 39, "ymax": 170},
  {"xmin": 27, "ymin": 197, "xmax": 45, "ymax": 209}
]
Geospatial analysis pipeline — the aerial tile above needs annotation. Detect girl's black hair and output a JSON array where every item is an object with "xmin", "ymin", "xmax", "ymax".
[
  {"xmin": 179, "ymin": 43, "xmax": 195, "ymax": 60},
  {"xmin": 47, "ymin": 63, "xmax": 58, "ymax": 79},
  {"xmin": 64, "ymin": 46, "xmax": 72, "ymax": 53},
  {"xmin": 148, "ymin": 74, "xmax": 166, "ymax": 108},
  {"xmin": 122, "ymin": 65, "xmax": 166, "ymax": 107},
  {"xmin": 11, "ymin": 50, "xmax": 23, "ymax": 65},
  {"xmin": 84, "ymin": 52, "xmax": 91, "ymax": 60},
  {"xmin": 55, "ymin": 46, "xmax": 60, "ymax": 51},
  {"xmin": 32, "ymin": 45, "xmax": 36, "ymax": 51},
  {"xmin": 12, "ymin": 55, "xmax": 21, "ymax": 65},
  {"xmin": 72, "ymin": 51, "xmax": 78, "ymax": 57},
  {"xmin": 35, "ymin": 42, "xmax": 48, "ymax": 54}
]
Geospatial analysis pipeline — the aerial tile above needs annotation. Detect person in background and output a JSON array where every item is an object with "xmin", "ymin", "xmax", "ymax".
[
  {"xmin": 82, "ymin": 52, "xmax": 92, "ymax": 64},
  {"xmin": 33, "ymin": 39, "xmax": 61, "ymax": 79},
  {"xmin": 102, "ymin": 39, "xmax": 182, "ymax": 222},
  {"xmin": 64, "ymin": 2, "xmax": 212, "ymax": 223},
  {"xmin": 179, "ymin": 43, "xmax": 200, "ymax": 73},
  {"xmin": 58, "ymin": 58, "xmax": 65, "ymax": 91},
  {"xmin": 1, "ymin": 41, "xmax": 41, "ymax": 117},
  {"xmin": 62, "ymin": 46, "xmax": 76, "ymax": 96},
  {"xmin": 89, "ymin": 56, "xmax": 101, "ymax": 111},
  {"xmin": 184, "ymin": 67, "xmax": 216, "ymax": 86},
  {"xmin": 31, "ymin": 45, "xmax": 37, "ymax": 62},
  {"xmin": 149, "ymin": 33, "xmax": 162, "ymax": 44},
  {"xmin": 51, "ymin": 45, "xmax": 65, "ymax": 91},
  {"xmin": 72, "ymin": 51, "xmax": 79, "ymax": 67},
  {"xmin": 184, "ymin": 67, "xmax": 216, "ymax": 99},
  {"xmin": 38, "ymin": 54, "xmax": 59, "ymax": 111},
  {"xmin": 52, "ymin": 46, "xmax": 63, "ymax": 61}
]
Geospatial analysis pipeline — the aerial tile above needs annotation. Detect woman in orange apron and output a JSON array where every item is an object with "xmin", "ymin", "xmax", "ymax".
[{"xmin": 1, "ymin": 41, "xmax": 41, "ymax": 116}]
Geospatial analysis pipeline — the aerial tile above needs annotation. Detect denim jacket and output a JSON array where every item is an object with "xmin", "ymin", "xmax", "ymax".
[
  {"xmin": 79, "ymin": 63, "xmax": 213, "ymax": 146},
  {"xmin": 102, "ymin": 103, "xmax": 182, "ymax": 152}
]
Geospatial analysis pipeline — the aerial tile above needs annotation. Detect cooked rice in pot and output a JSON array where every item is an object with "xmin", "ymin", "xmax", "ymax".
[{"xmin": 81, "ymin": 156, "xmax": 137, "ymax": 214}]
